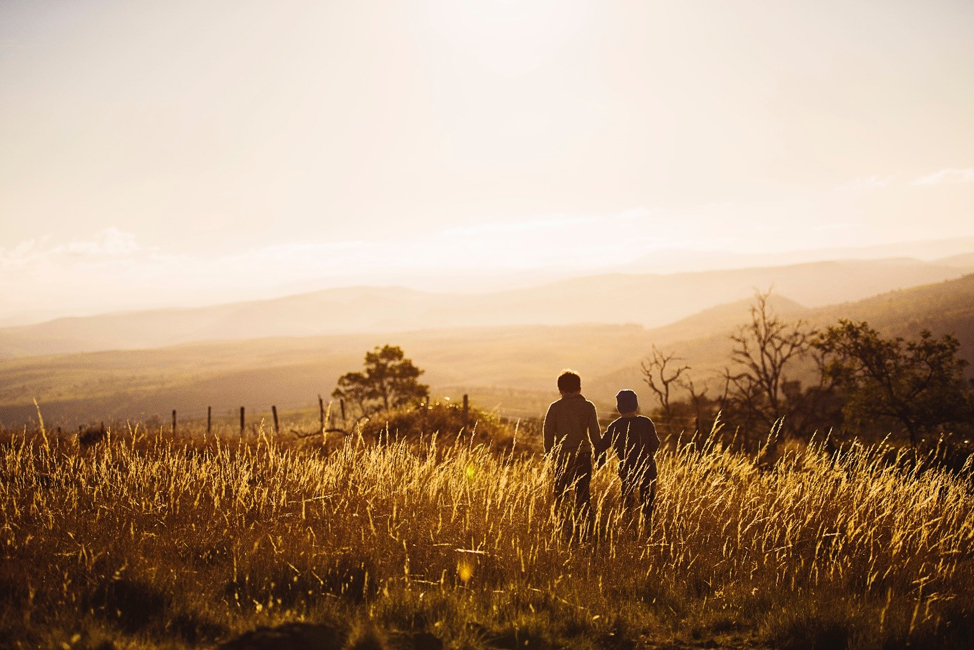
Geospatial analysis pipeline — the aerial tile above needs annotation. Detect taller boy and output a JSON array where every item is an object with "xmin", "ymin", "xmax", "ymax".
[{"xmin": 543, "ymin": 370, "xmax": 603, "ymax": 519}]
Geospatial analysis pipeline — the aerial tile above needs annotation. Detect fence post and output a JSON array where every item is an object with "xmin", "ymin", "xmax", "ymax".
[
  {"xmin": 340, "ymin": 399, "xmax": 346, "ymax": 429},
  {"xmin": 462, "ymin": 394, "xmax": 469, "ymax": 428},
  {"xmin": 207, "ymin": 406, "xmax": 212, "ymax": 434},
  {"xmin": 272, "ymin": 405, "xmax": 279, "ymax": 434},
  {"xmin": 172, "ymin": 409, "xmax": 177, "ymax": 434},
  {"xmin": 240, "ymin": 407, "xmax": 245, "ymax": 435},
  {"xmin": 318, "ymin": 395, "xmax": 325, "ymax": 432}
]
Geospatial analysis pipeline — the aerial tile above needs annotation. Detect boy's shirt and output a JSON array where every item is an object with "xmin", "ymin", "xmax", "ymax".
[
  {"xmin": 543, "ymin": 393, "xmax": 601, "ymax": 455},
  {"xmin": 603, "ymin": 415, "xmax": 660, "ymax": 480}
]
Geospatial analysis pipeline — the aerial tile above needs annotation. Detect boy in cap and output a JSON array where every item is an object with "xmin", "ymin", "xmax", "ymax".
[{"xmin": 601, "ymin": 389, "xmax": 660, "ymax": 525}]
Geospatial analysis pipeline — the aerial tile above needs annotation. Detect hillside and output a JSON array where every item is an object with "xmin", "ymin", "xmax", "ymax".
[
  {"xmin": 0, "ymin": 257, "xmax": 965, "ymax": 358},
  {"xmin": 593, "ymin": 273, "xmax": 974, "ymax": 404},
  {"xmin": 3, "ymin": 274, "xmax": 973, "ymax": 429},
  {"xmin": 937, "ymin": 252, "xmax": 974, "ymax": 274},
  {"xmin": 0, "ymin": 325, "xmax": 654, "ymax": 427},
  {"xmin": 812, "ymin": 274, "xmax": 974, "ymax": 342}
]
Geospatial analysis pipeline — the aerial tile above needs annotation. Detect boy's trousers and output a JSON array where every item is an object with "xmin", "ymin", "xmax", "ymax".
[
  {"xmin": 553, "ymin": 449, "xmax": 593, "ymax": 519},
  {"xmin": 620, "ymin": 469, "xmax": 655, "ymax": 523}
]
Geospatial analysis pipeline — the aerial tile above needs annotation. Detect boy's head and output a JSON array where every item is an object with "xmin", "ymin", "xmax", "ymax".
[
  {"xmin": 557, "ymin": 370, "xmax": 581, "ymax": 394},
  {"xmin": 616, "ymin": 389, "xmax": 638, "ymax": 415}
]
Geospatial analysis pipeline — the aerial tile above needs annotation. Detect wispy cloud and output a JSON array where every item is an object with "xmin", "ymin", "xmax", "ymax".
[
  {"xmin": 835, "ymin": 175, "xmax": 893, "ymax": 192},
  {"xmin": 6, "ymin": 190, "xmax": 960, "ymax": 322},
  {"xmin": 62, "ymin": 227, "xmax": 146, "ymax": 257},
  {"xmin": 0, "ymin": 228, "xmax": 150, "ymax": 270},
  {"xmin": 910, "ymin": 168, "xmax": 974, "ymax": 186},
  {"xmin": 812, "ymin": 222, "xmax": 858, "ymax": 232},
  {"xmin": 441, "ymin": 207, "xmax": 657, "ymax": 237},
  {"xmin": 0, "ymin": 210, "xmax": 680, "ymax": 319}
]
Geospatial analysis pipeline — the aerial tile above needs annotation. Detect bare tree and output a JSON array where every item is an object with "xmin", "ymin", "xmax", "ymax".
[
  {"xmin": 680, "ymin": 375, "xmax": 711, "ymax": 434},
  {"xmin": 725, "ymin": 290, "xmax": 813, "ymax": 430},
  {"xmin": 641, "ymin": 345, "xmax": 690, "ymax": 419}
]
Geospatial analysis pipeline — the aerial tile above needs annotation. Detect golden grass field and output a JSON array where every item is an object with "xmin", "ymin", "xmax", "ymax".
[{"xmin": 1, "ymin": 415, "xmax": 972, "ymax": 649}]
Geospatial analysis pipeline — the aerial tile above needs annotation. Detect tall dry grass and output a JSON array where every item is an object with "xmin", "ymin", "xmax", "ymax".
[{"xmin": 0, "ymin": 421, "xmax": 971, "ymax": 649}]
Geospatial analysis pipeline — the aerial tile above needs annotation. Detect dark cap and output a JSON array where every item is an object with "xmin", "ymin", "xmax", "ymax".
[{"xmin": 616, "ymin": 389, "xmax": 638, "ymax": 414}]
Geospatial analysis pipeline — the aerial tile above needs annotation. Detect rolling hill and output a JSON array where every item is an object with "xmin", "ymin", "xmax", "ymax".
[
  {"xmin": 935, "ymin": 252, "xmax": 974, "ymax": 275},
  {"xmin": 0, "ymin": 257, "xmax": 966, "ymax": 358},
  {"xmin": 2, "ymin": 273, "xmax": 972, "ymax": 429},
  {"xmin": 593, "ymin": 273, "xmax": 974, "ymax": 404}
]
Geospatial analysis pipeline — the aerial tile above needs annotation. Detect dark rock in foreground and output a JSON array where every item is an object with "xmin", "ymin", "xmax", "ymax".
[{"xmin": 218, "ymin": 622, "xmax": 346, "ymax": 650}]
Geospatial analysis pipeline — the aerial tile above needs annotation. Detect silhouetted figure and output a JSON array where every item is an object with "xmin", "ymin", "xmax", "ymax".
[
  {"xmin": 543, "ymin": 370, "xmax": 603, "ymax": 526},
  {"xmin": 602, "ymin": 389, "xmax": 659, "ymax": 526}
]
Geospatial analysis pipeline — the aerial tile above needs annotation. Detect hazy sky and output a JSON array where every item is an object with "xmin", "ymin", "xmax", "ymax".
[{"xmin": 1, "ymin": 0, "xmax": 973, "ymax": 321}]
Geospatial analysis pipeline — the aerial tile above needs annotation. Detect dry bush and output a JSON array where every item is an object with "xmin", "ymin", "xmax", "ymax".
[
  {"xmin": 356, "ymin": 402, "xmax": 539, "ymax": 456},
  {"xmin": 0, "ymin": 422, "xmax": 971, "ymax": 649}
]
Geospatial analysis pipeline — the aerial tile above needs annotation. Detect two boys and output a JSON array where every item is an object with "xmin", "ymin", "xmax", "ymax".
[{"xmin": 543, "ymin": 371, "xmax": 660, "ymax": 524}]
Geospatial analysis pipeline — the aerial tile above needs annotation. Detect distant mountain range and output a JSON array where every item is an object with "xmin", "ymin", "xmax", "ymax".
[
  {"xmin": 2, "ymin": 270, "xmax": 972, "ymax": 428},
  {"xmin": 2, "ymin": 256, "xmax": 970, "ymax": 358},
  {"xmin": 619, "ymin": 237, "xmax": 974, "ymax": 274}
]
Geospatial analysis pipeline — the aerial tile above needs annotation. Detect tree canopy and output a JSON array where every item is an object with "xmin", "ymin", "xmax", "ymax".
[
  {"xmin": 332, "ymin": 345, "xmax": 429, "ymax": 418},
  {"xmin": 655, "ymin": 291, "xmax": 973, "ymax": 450},
  {"xmin": 815, "ymin": 321, "xmax": 972, "ymax": 445}
]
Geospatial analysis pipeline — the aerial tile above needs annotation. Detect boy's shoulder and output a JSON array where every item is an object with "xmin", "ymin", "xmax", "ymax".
[
  {"xmin": 608, "ymin": 415, "xmax": 655, "ymax": 432},
  {"xmin": 608, "ymin": 415, "xmax": 653, "ymax": 427}
]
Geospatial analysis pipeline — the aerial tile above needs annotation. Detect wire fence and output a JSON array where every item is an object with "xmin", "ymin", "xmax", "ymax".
[{"xmin": 4, "ymin": 393, "xmax": 718, "ymax": 443}]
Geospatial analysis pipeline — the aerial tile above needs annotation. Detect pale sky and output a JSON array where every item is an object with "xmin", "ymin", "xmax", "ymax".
[{"xmin": 1, "ymin": 0, "xmax": 973, "ymax": 322}]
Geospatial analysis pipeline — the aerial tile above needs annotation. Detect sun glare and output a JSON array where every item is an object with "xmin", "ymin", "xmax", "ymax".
[{"xmin": 426, "ymin": 0, "xmax": 590, "ymax": 75}]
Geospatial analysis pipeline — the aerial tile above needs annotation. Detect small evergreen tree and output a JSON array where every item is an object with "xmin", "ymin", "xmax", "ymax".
[{"xmin": 332, "ymin": 345, "xmax": 430, "ymax": 417}]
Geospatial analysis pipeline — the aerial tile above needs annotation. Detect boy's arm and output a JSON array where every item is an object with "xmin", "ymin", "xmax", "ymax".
[
  {"xmin": 596, "ymin": 421, "xmax": 614, "ymax": 468},
  {"xmin": 588, "ymin": 403, "xmax": 605, "ymax": 455},
  {"xmin": 543, "ymin": 404, "xmax": 556, "ymax": 453},
  {"xmin": 646, "ymin": 418, "xmax": 661, "ymax": 455}
]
